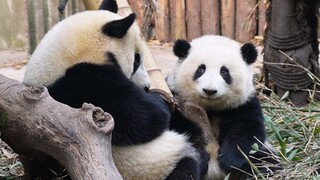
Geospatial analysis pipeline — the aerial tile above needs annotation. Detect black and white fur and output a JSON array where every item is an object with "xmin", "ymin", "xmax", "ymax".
[
  {"xmin": 23, "ymin": 1, "xmax": 207, "ymax": 179},
  {"xmin": 167, "ymin": 35, "xmax": 280, "ymax": 179}
]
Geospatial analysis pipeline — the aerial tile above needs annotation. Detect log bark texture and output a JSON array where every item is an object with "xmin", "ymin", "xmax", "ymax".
[
  {"xmin": 155, "ymin": 0, "xmax": 171, "ymax": 42},
  {"xmin": 201, "ymin": 0, "xmax": 220, "ymax": 35},
  {"xmin": 0, "ymin": 74, "xmax": 122, "ymax": 180},
  {"xmin": 185, "ymin": 0, "xmax": 202, "ymax": 41},
  {"xmin": 171, "ymin": 0, "xmax": 187, "ymax": 41},
  {"xmin": 235, "ymin": 0, "xmax": 257, "ymax": 42},
  {"xmin": 258, "ymin": 0, "xmax": 267, "ymax": 36},
  {"xmin": 220, "ymin": 0, "xmax": 235, "ymax": 39}
]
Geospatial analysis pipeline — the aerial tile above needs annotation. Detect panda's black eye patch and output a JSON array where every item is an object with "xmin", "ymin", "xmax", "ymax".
[
  {"xmin": 220, "ymin": 66, "xmax": 232, "ymax": 84},
  {"xmin": 133, "ymin": 53, "xmax": 141, "ymax": 73},
  {"xmin": 193, "ymin": 64, "xmax": 206, "ymax": 80}
]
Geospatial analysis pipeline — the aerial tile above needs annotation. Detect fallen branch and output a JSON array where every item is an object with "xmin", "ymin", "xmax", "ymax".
[{"xmin": 0, "ymin": 73, "xmax": 122, "ymax": 179}]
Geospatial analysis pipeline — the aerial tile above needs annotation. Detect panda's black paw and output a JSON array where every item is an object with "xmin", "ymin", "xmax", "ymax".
[{"xmin": 217, "ymin": 152, "xmax": 248, "ymax": 174}]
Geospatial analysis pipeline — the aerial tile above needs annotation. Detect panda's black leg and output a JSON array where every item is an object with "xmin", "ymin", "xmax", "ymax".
[{"xmin": 165, "ymin": 157, "xmax": 200, "ymax": 180}]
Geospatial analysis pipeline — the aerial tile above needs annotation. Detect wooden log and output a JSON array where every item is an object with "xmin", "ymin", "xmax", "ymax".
[
  {"xmin": 155, "ymin": 0, "xmax": 171, "ymax": 42},
  {"xmin": 220, "ymin": 0, "xmax": 235, "ymax": 39},
  {"xmin": 258, "ymin": 0, "xmax": 267, "ymax": 36},
  {"xmin": 186, "ymin": 0, "xmax": 202, "ymax": 41},
  {"xmin": 0, "ymin": 74, "xmax": 122, "ymax": 180},
  {"xmin": 171, "ymin": 0, "xmax": 187, "ymax": 40},
  {"xmin": 201, "ymin": 0, "xmax": 220, "ymax": 35},
  {"xmin": 235, "ymin": 0, "xmax": 258, "ymax": 42}
]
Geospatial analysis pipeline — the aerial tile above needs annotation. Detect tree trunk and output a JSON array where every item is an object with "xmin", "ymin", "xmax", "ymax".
[
  {"xmin": 0, "ymin": 74, "xmax": 122, "ymax": 179},
  {"xmin": 263, "ymin": 0, "xmax": 320, "ymax": 106}
]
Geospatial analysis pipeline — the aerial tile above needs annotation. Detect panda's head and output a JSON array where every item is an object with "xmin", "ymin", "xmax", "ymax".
[
  {"xmin": 167, "ymin": 35, "xmax": 258, "ymax": 110},
  {"xmin": 23, "ymin": 5, "xmax": 150, "ymax": 90}
]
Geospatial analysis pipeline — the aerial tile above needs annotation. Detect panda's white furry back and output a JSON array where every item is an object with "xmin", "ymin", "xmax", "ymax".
[
  {"xmin": 167, "ymin": 35, "xmax": 281, "ymax": 179},
  {"xmin": 22, "ymin": 1, "xmax": 209, "ymax": 179}
]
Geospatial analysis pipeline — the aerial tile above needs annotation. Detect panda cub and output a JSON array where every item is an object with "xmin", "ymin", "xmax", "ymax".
[
  {"xmin": 167, "ymin": 35, "xmax": 280, "ymax": 179},
  {"xmin": 23, "ymin": 1, "xmax": 208, "ymax": 179}
]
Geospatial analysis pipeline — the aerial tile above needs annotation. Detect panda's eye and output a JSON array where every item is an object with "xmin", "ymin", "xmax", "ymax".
[
  {"xmin": 193, "ymin": 64, "xmax": 206, "ymax": 80},
  {"xmin": 197, "ymin": 65, "xmax": 206, "ymax": 74},
  {"xmin": 220, "ymin": 66, "xmax": 229, "ymax": 75},
  {"xmin": 220, "ymin": 66, "xmax": 232, "ymax": 84},
  {"xmin": 133, "ymin": 53, "xmax": 141, "ymax": 73}
]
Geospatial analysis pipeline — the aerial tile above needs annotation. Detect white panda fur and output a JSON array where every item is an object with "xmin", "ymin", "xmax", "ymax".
[
  {"xmin": 112, "ymin": 131, "xmax": 198, "ymax": 179},
  {"xmin": 22, "ymin": 4, "xmax": 207, "ymax": 180},
  {"xmin": 167, "ymin": 35, "xmax": 280, "ymax": 179}
]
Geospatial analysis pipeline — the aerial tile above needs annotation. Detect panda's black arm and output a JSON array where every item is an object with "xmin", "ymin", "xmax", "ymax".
[
  {"xmin": 216, "ymin": 97, "xmax": 267, "ymax": 173},
  {"xmin": 48, "ymin": 63, "xmax": 171, "ymax": 146},
  {"xmin": 217, "ymin": 119, "xmax": 266, "ymax": 173}
]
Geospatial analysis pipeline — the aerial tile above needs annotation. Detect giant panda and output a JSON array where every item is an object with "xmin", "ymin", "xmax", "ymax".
[
  {"xmin": 22, "ymin": 1, "xmax": 208, "ymax": 179},
  {"xmin": 167, "ymin": 35, "xmax": 280, "ymax": 179}
]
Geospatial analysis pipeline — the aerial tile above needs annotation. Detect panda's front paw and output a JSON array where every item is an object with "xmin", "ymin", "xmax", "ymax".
[{"xmin": 217, "ymin": 150, "xmax": 248, "ymax": 174}]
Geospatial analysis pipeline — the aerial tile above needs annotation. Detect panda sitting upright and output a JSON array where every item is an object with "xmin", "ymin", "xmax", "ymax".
[
  {"xmin": 23, "ymin": 1, "xmax": 208, "ymax": 179},
  {"xmin": 167, "ymin": 35, "xmax": 280, "ymax": 179}
]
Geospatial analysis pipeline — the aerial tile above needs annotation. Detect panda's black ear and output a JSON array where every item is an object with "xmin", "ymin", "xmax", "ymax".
[
  {"xmin": 102, "ymin": 13, "xmax": 136, "ymax": 38},
  {"xmin": 99, "ymin": 0, "xmax": 118, "ymax": 13},
  {"xmin": 173, "ymin": 39, "xmax": 191, "ymax": 59},
  {"xmin": 241, "ymin": 43, "xmax": 258, "ymax": 65}
]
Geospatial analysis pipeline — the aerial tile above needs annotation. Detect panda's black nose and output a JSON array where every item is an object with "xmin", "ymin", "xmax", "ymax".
[{"xmin": 203, "ymin": 88, "xmax": 217, "ymax": 95}]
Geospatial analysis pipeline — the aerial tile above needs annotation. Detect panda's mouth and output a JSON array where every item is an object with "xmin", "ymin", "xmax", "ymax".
[{"xmin": 200, "ymin": 94, "xmax": 222, "ymax": 100}]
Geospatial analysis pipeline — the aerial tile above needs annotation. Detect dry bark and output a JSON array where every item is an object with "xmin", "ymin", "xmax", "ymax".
[{"xmin": 0, "ymin": 74, "xmax": 122, "ymax": 179}]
